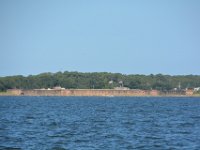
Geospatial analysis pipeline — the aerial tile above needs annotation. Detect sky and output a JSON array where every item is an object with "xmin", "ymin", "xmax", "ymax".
[{"xmin": 0, "ymin": 0, "xmax": 200, "ymax": 76}]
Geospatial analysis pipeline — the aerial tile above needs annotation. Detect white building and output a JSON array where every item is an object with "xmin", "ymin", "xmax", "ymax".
[{"xmin": 194, "ymin": 87, "xmax": 200, "ymax": 91}]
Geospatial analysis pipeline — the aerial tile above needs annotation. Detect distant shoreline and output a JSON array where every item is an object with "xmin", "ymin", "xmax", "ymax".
[
  {"xmin": 1, "ymin": 89, "xmax": 199, "ymax": 97},
  {"xmin": 1, "ymin": 95, "xmax": 200, "ymax": 97}
]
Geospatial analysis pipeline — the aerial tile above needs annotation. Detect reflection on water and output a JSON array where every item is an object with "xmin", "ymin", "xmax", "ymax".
[{"xmin": 0, "ymin": 96, "xmax": 200, "ymax": 149}]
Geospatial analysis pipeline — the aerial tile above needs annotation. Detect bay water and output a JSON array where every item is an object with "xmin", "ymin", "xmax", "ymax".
[{"xmin": 0, "ymin": 96, "xmax": 200, "ymax": 149}]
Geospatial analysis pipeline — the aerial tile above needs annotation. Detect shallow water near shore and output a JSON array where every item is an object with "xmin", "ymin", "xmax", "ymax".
[{"xmin": 0, "ymin": 96, "xmax": 200, "ymax": 149}]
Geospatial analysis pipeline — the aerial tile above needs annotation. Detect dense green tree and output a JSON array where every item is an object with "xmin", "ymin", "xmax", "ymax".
[{"xmin": 0, "ymin": 71, "xmax": 200, "ymax": 91}]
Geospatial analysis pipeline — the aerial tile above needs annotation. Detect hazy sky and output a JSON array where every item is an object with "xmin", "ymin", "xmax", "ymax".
[{"xmin": 0, "ymin": 0, "xmax": 200, "ymax": 76}]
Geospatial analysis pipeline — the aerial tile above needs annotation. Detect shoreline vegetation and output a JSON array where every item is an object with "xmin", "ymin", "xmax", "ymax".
[{"xmin": 0, "ymin": 71, "xmax": 200, "ymax": 97}]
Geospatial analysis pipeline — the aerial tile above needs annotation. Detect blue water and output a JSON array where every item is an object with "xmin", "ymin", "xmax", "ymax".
[{"xmin": 0, "ymin": 97, "xmax": 200, "ymax": 150}]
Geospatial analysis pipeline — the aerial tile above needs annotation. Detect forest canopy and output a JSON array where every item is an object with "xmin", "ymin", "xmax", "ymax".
[{"xmin": 0, "ymin": 71, "xmax": 200, "ymax": 91}]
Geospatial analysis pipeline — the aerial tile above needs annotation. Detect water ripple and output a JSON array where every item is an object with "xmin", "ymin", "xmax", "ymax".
[{"xmin": 0, "ymin": 96, "xmax": 200, "ymax": 149}]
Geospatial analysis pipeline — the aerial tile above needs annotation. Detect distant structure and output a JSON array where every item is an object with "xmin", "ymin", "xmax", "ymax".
[
  {"xmin": 53, "ymin": 86, "xmax": 65, "ymax": 90},
  {"xmin": 108, "ymin": 80, "xmax": 113, "ymax": 84},
  {"xmin": 194, "ymin": 87, "xmax": 200, "ymax": 92},
  {"xmin": 119, "ymin": 81, "xmax": 124, "ymax": 87},
  {"xmin": 114, "ymin": 87, "xmax": 130, "ymax": 90},
  {"xmin": 185, "ymin": 89, "xmax": 194, "ymax": 96},
  {"xmin": 5, "ymin": 87, "xmax": 198, "ymax": 97},
  {"xmin": 178, "ymin": 82, "xmax": 181, "ymax": 90}
]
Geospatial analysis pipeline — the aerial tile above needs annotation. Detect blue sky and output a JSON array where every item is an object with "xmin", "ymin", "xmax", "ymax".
[{"xmin": 0, "ymin": 0, "xmax": 200, "ymax": 76}]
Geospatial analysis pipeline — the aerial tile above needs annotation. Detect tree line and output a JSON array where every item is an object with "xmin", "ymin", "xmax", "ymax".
[{"xmin": 0, "ymin": 71, "xmax": 200, "ymax": 91}]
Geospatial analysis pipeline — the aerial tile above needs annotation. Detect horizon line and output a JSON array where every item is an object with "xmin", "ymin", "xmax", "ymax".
[{"xmin": 1, "ymin": 70, "xmax": 200, "ymax": 77}]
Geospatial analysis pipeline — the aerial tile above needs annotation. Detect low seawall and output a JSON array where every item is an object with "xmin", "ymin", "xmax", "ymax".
[
  {"xmin": 18, "ymin": 89, "xmax": 159, "ymax": 96},
  {"xmin": 5, "ymin": 89, "xmax": 195, "ymax": 97}
]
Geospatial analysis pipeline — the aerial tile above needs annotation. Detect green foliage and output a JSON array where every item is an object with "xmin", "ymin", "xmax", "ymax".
[
  {"xmin": 0, "ymin": 71, "xmax": 200, "ymax": 91},
  {"xmin": 194, "ymin": 90, "xmax": 200, "ymax": 95}
]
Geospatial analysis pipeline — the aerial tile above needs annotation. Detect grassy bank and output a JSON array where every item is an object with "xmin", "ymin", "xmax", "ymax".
[{"xmin": 0, "ymin": 91, "xmax": 15, "ymax": 96}]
